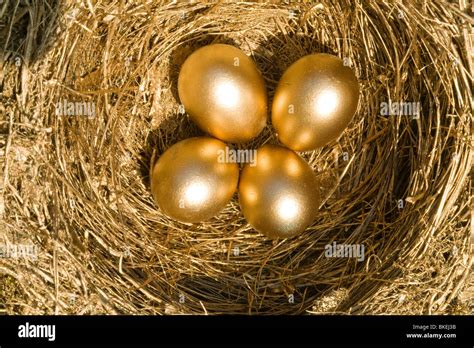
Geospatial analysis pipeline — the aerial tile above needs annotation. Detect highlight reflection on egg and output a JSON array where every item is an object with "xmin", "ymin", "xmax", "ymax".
[
  {"xmin": 178, "ymin": 44, "xmax": 267, "ymax": 143},
  {"xmin": 272, "ymin": 53, "xmax": 359, "ymax": 151},
  {"xmin": 238, "ymin": 144, "xmax": 320, "ymax": 239},
  {"xmin": 150, "ymin": 137, "xmax": 239, "ymax": 223}
]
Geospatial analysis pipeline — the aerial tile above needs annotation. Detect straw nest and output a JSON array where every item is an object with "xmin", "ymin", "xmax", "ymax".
[{"xmin": 0, "ymin": 1, "xmax": 473, "ymax": 314}]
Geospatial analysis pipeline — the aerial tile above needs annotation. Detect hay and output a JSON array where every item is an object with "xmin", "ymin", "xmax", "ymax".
[{"xmin": 0, "ymin": 0, "xmax": 472, "ymax": 314}]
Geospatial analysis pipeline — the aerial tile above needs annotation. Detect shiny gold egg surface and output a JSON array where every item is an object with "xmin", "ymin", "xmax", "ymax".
[
  {"xmin": 178, "ymin": 44, "xmax": 267, "ymax": 143},
  {"xmin": 238, "ymin": 144, "xmax": 320, "ymax": 239},
  {"xmin": 272, "ymin": 53, "xmax": 359, "ymax": 151},
  {"xmin": 150, "ymin": 137, "xmax": 239, "ymax": 223}
]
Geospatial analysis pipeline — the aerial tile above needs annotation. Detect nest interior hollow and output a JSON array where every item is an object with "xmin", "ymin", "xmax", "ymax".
[{"xmin": 0, "ymin": 1, "xmax": 472, "ymax": 314}]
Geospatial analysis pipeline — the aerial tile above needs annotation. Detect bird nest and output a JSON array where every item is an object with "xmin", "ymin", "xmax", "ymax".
[{"xmin": 0, "ymin": 1, "xmax": 472, "ymax": 314}]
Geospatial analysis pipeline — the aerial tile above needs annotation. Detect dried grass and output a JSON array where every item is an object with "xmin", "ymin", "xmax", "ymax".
[{"xmin": 0, "ymin": 0, "xmax": 472, "ymax": 314}]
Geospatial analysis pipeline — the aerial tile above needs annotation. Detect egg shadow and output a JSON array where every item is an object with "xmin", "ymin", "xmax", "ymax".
[{"xmin": 138, "ymin": 112, "xmax": 204, "ymax": 188}]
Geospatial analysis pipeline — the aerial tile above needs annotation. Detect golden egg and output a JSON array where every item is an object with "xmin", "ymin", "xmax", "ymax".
[
  {"xmin": 272, "ymin": 53, "xmax": 359, "ymax": 151},
  {"xmin": 150, "ymin": 137, "xmax": 239, "ymax": 223},
  {"xmin": 238, "ymin": 144, "xmax": 320, "ymax": 239},
  {"xmin": 178, "ymin": 44, "xmax": 267, "ymax": 143}
]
